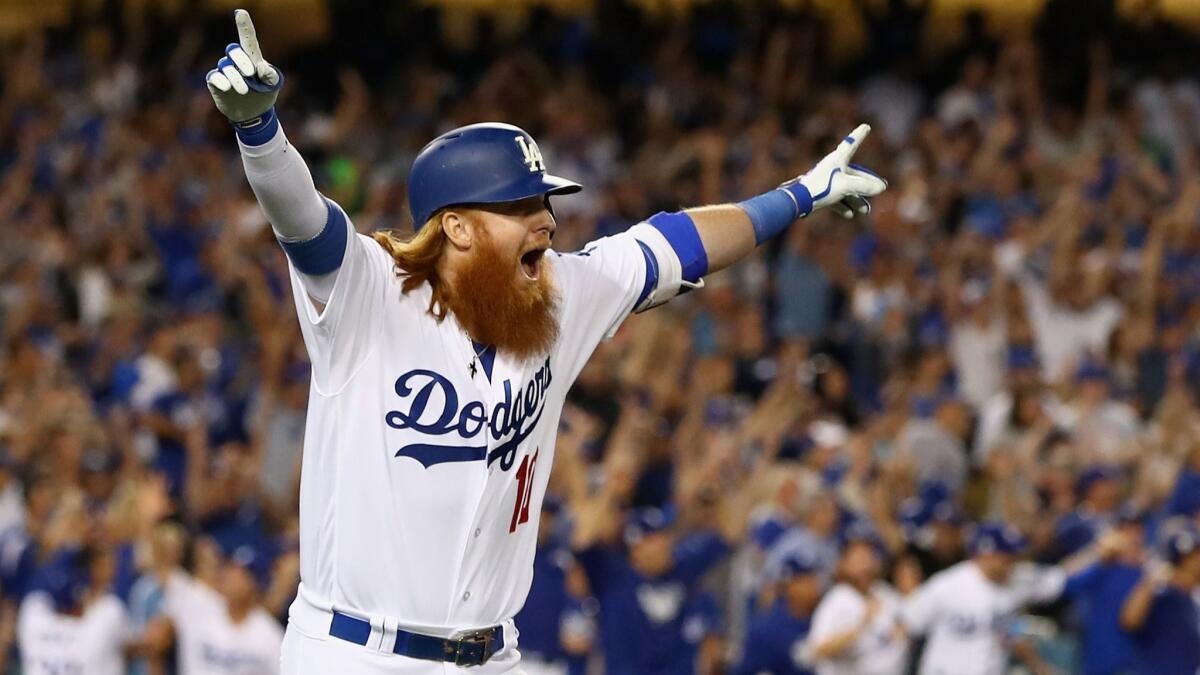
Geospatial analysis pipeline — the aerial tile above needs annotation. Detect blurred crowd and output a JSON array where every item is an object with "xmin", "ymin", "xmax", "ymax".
[{"xmin": 1, "ymin": 0, "xmax": 1200, "ymax": 673}]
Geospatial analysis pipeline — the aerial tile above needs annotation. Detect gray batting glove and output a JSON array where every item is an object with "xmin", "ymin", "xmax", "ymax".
[{"xmin": 206, "ymin": 9, "xmax": 284, "ymax": 123}]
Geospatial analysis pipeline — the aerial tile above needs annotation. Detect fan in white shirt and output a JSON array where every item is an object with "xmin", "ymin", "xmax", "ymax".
[
  {"xmin": 806, "ymin": 537, "xmax": 909, "ymax": 675},
  {"xmin": 18, "ymin": 546, "xmax": 129, "ymax": 675},
  {"xmin": 144, "ymin": 544, "xmax": 284, "ymax": 675}
]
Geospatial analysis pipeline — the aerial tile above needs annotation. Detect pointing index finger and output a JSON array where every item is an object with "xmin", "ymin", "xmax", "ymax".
[
  {"xmin": 235, "ymin": 9, "xmax": 264, "ymax": 66},
  {"xmin": 833, "ymin": 124, "xmax": 872, "ymax": 164}
]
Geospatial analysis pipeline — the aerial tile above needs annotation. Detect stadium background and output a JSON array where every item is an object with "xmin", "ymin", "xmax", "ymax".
[{"xmin": 1, "ymin": 0, "xmax": 1200, "ymax": 672}]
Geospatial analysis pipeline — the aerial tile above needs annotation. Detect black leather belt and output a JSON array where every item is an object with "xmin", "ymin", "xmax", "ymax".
[{"xmin": 329, "ymin": 611, "xmax": 503, "ymax": 666}]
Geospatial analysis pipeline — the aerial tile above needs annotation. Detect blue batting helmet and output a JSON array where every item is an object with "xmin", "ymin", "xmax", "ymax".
[{"xmin": 407, "ymin": 122, "xmax": 582, "ymax": 229}]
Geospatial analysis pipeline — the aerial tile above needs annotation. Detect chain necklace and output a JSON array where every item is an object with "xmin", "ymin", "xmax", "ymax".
[{"xmin": 469, "ymin": 340, "xmax": 490, "ymax": 379}]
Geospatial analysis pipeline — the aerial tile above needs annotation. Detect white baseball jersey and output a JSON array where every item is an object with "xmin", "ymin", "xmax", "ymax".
[
  {"xmin": 286, "ymin": 203, "xmax": 684, "ymax": 634},
  {"xmin": 806, "ymin": 582, "xmax": 907, "ymax": 675},
  {"xmin": 901, "ymin": 561, "xmax": 1065, "ymax": 675},
  {"xmin": 18, "ymin": 592, "xmax": 128, "ymax": 675},
  {"xmin": 163, "ymin": 572, "xmax": 284, "ymax": 675}
]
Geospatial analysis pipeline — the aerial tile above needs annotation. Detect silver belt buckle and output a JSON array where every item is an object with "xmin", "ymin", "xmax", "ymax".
[{"xmin": 452, "ymin": 628, "xmax": 493, "ymax": 666}]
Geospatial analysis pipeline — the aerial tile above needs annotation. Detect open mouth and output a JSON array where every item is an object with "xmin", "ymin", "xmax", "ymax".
[{"xmin": 520, "ymin": 248, "xmax": 547, "ymax": 281}]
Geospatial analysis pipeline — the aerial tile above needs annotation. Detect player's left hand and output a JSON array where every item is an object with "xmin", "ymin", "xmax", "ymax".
[
  {"xmin": 787, "ymin": 123, "xmax": 888, "ymax": 219},
  {"xmin": 206, "ymin": 9, "xmax": 284, "ymax": 123}
]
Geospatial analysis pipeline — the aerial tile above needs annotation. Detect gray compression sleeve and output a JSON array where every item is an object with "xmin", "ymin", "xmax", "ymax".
[{"xmin": 239, "ymin": 125, "xmax": 339, "ymax": 301}]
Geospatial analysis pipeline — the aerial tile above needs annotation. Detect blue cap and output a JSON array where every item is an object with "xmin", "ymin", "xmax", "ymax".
[
  {"xmin": 1116, "ymin": 503, "xmax": 1147, "ymax": 525},
  {"xmin": 898, "ymin": 497, "xmax": 927, "ymax": 530},
  {"xmin": 1076, "ymin": 465, "xmax": 1120, "ymax": 497},
  {"xmin": 1075, "ymin": 360, "xmax": 1111, "ymax": 384},
  {"xmin": 919, "ymin": 481, "xmax": 952, "ymax": 506},
  {"xmin": 917, "ymin": 311, "xmax": 951, "ymax": 347},
  {"xmin": 778, "ymin": 434, "xmax": 814, "ymax": 460},
  {"xmin": 839, "ymin": 519, "xmax": 886, "ymax": 555},
  {"xmin": 901, "ymin": 496, "xmax": 963, "ymax": 543},
  {"xmin": 928, "ymin": 501, "xmax": 965, "ymax": 525},
  {"xmin": 407, "ymin": 123, "xmax": 581, "ymax": 228},
  {"xmin": 911, "ymin": 395, "xmax": 939, "ymax": 419},
  {"xmin": 44, "ymin": 562, "xmax": 90, "ymax": 612},
  {"xmin": 777, "ymin": 550, "xmax": 822, "ymax": 579},
  {"xmin": 969, "ymin": 521, "xmax": 1028, "ymax": 556},
  {"xmin": 1007, "ymin": 345, "xmax": 1040, "ymax": 371},
  {"xmin": 964, "ymin": 198, "xmax": 1006, "ymax": 240},
  {"xmin": 80, "ymin": 449, "xmax": 119, "ymax": 474},
  {"xmin": 1162, "ymin": 525, "xmax": 1200, "ymax": 565},
  {"xmin": 624, "ymin": 506, "xmax": 677, "ymax": 546},
  {"xmin": 225, "ymin": 544, "xmax": 274, "ymax": 591},
  {"xmin": 751, "ymin": 517, "xmax": 788, "ymax": 551}
]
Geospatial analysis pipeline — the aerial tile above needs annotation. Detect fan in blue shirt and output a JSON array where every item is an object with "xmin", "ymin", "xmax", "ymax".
[
  {"xmin": 1119, "ymin": 522, "xmax": 1200, "ymax": 675},
  {"xmin": 575, "ymin": 506, "xmax": 731, "ymax": 675},
  {"xmin": 1062, "ymin": 509, "xmax": 1146, "ymax": 675},
  {"xmin": 1053, "ymin": 465, "xmax": 1122, "ymax": 561},
  {"xmin": 1165, "ymin": 448, "xmax": 1200, "ymax": 518},
  {"xmin": 514, "ymin": 498, "xmax": 592, "ymax": 675},
  {"xmin": 732, "ymin": 549, "xmax": 824, "ymax": 675}
]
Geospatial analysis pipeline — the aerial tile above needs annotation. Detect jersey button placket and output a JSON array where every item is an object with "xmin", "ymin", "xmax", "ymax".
[
  {"xmin": 474, "ymin": 528, "xmax": 481, "ymax": 538},
  {"xmin": 462, "ymin": 591, "xmax": 471, "ymax": 602}
]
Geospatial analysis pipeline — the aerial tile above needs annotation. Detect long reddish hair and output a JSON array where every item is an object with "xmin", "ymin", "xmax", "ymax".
[{"xmin": 372, "ymin": 221, "xmax": 450, "ymax": 320}]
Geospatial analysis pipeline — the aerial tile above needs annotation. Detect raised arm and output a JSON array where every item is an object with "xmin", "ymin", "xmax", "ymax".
[
  {"xmin": 1119, "ymin": 565, "xmax": 1162, "ymax": 632},
  {"xmin": 206, "ymin": 10, "xmax": 344, "ymax": 303}
]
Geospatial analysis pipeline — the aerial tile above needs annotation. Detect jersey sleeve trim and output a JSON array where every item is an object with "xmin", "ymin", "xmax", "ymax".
[
  {"xmin": 627, "ymin": 222, "xmax": 697, "ymax": 312},
  {"xmin": 634, "ymin": 240, "xmax": 658, "ymax": 308},
  {"xmin": 278, "ymin": 198, "xmax": 348, "ymax": 275}
]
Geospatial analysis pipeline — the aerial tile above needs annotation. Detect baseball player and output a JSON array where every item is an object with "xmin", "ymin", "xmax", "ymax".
[
  {"xmin": 900, "ymin": 521, "xmax": 1109, "ymax": 675},
  {"xmin": 205, "ymin": 10, "xmax": 887, "ymax": 673}
]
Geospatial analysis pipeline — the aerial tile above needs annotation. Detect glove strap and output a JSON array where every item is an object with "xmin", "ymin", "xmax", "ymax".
[{"xmin": 233, "ymin": 107, "xmax": 279, "ymax": 147}]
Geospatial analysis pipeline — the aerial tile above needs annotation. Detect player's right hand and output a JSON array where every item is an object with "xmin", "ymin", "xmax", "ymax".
[{"xmin": 206, "ymin": 9, "xmax": 284, "ymax": 123}]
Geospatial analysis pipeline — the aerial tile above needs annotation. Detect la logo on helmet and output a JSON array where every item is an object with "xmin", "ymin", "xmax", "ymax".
[{"xmin": 514, "ymin": 135, "xmax": 546, "ymax": 173}]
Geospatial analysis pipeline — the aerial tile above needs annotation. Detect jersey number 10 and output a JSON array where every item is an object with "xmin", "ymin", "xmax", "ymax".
[{"xmin": 509, "ymin": 448, "xmax": 539, "ymax": 533}]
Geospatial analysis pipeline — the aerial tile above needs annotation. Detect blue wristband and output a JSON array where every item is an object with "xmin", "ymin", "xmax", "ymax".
[
  {"xmin": 233, "ymin": 107, "xmax": 279, "ymax": 147},
  {"xmin": 738, "ymin": 183, "xmax": 814, "ymax": 245}
]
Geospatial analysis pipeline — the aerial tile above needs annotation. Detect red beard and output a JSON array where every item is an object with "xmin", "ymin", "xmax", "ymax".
[{"xmin": 442, "ymin": 230, "xmax": 560, "ymax": 362}]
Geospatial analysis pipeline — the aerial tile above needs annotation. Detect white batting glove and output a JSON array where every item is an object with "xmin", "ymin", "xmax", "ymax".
[
  {"xmin": 788, "ymin": 124, "xmax": 889, "ymax": 219},
  {"xmin": 206, "ymin": 9, "xmax": 284, "ymax": 124}
]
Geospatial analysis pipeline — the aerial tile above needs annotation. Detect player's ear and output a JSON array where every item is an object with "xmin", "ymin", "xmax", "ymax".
[{"xmin": 441, "ymin": 210, "xmax": 473, "ymax": 250}]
